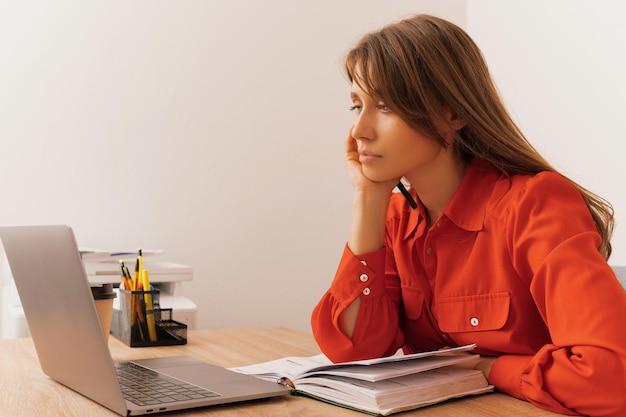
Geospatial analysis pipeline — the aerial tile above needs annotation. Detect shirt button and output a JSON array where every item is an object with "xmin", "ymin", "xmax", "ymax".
[
  {"xmin": 360, "ymin": 260, "xmax": 367, "ymax": 266},
  {"xmin": 425, "ymin": 247, "xmax": 433, "ymax": 255},
  {"xmin": 470, "ymin": 317, "xmax": 479, "ymax": 327},
  {"xmin": 359, "ymin": 273, "xmax": 369, "ymax": 283},
  {"xmin": 362, "ymin": 287, "xmax": 371, "ymax": 296}
]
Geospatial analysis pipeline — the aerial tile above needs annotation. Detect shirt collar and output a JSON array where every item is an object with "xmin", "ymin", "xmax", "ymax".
[{"xmin": 403, "ymin": 158, "xmax": 503, "ymax": 240}]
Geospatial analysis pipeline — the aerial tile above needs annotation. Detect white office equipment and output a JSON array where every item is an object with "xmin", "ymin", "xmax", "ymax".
[
  {"xmin": 0, "ymin": 251, "xmax": 29, "ymax": 339},
  {"xmin": 84, "ymin": 260, "xmax": 198, "ymax": 330},
  {"xmin": 0, "ymin": 245, "xmax": 197, "ymax": 339}
]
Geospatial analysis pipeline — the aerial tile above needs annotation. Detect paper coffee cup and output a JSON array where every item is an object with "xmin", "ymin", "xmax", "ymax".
[{"xmin": 91, "ymin": 284, "xmax": 117, "ymax": 341}]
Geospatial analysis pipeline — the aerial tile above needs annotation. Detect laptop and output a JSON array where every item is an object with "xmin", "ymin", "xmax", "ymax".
[{"xmin": 0, "ymin": 225, "xmax": 291, "ymax": 416}]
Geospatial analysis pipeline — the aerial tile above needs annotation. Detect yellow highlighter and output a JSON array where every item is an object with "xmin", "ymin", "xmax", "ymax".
[{"xmin": 142, "ymin": 269, "xmax": 158, "ymax": 342}]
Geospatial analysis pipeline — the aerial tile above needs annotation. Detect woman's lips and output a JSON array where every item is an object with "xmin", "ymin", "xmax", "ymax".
[{"xmin": 359, "ymin": 151, "xmax": 381, "ymax": 164}]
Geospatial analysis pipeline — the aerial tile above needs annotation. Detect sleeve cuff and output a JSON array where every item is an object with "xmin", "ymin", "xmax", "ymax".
[
  {"xmin": 328, "ymin": 244, "xmax": 387, "ymax": 304},
  {"xmin": 488, "ymin": 354, "xmax": 533, "ymax": 400}
]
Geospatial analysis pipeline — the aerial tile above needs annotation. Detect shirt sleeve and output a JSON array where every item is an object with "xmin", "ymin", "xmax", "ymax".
[
  {"xmin": 311, "ymin": 244, "xmax": 405, "ymax": 363},
  {"xmin": 489, "ymin": 172, "xmax": 626, "ymax": 416}
]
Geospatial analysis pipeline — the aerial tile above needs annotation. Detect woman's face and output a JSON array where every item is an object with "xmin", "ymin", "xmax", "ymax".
[{"xmin": 349, "ymin": 81, "xmax": 449, "ymax": 184}]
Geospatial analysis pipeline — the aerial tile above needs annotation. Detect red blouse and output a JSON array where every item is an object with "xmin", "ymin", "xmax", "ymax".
[{"xmin": 311, "ymin": 159, "xmax": 626, "ymax": 416}]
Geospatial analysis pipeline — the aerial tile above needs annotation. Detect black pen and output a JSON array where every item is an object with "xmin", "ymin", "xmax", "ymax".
[{"xmin": 397, "ymin": 182, "xmax": 418, "ymax": 210}]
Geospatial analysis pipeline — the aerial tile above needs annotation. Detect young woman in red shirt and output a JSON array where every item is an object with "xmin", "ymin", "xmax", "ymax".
[{"xmin": 311, "ymin": 14, "xmax": 626, "ymax": 417}]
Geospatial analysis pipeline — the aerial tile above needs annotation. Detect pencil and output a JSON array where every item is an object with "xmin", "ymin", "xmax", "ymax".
[
  {"xmin": 137, "ymin": 247, "xmax": 143, "ymax": 278},
  {"xmin": 142, "ymin": 269, "xmax": 158, "ymax": 342},
  {"xmin": 134, "ymin": 281, "xmax": 148, "ymax": 342},
  {"xmin": 119, "ymin": 260, "xmax": 133, "ymax": 290},
  {"xmin": 133, "ymin": 258, "xmax": 139, "ymax": 291}
]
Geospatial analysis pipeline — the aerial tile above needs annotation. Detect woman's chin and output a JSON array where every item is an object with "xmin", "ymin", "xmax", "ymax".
[{"xmin": 362, "ymin": 170, "xmax": 396, "ymax": 184}]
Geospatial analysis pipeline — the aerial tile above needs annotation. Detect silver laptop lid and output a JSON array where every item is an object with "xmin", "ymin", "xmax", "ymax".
[{"xmin": 0, "ymin": 225, "xmax": 128, "ymax": 416}]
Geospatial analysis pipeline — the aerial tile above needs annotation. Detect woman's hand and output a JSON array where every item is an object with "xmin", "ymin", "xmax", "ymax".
[
  {"xmin": 344, "ymin": 129, "xmax": 398, "ymax": 256},
  {"xmin": 437, "ymin": 348, "xmax": 496, "ymax": 381},
  {"xmin": 474, "ymin": 356, "xmax": 496, "ymax": 380},
  {"xmin": 344, "ymin": 130, "xmax": 399, "ymax": 195}
]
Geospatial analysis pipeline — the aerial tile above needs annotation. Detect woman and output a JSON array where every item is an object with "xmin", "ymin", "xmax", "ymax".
[{"xmin": 311, "ymin": 14, "xmax": 626, "ymax": 417}]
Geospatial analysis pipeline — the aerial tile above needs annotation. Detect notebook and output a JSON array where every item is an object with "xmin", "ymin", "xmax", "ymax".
[{"xmin": 0, "ymin": 225, "xmax": 291, "ymax": 416}]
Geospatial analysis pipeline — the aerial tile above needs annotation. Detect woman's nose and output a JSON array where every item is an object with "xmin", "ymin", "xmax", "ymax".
[{"xmin": 351, "ymin": 112, "xmax": 374, "ymax": 141}]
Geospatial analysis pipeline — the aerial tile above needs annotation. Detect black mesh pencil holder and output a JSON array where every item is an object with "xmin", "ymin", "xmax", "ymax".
[{"xmin": 113, "ymin": 289, "xmax": 187, "ymax": 347}]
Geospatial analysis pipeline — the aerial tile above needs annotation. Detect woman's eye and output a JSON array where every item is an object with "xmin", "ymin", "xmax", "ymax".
[
  {"xmin": 349, "ymin": 105, "xmax": 362, "ymax": 113},
  {"xmin": 376, "ymin": 104, "xmax": 390, "ymax": 112}
]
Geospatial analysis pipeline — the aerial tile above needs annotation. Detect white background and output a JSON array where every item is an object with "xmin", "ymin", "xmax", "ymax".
[{"xmin": 0, "ymin": 1, "xmax": 623, "ymax": 334}]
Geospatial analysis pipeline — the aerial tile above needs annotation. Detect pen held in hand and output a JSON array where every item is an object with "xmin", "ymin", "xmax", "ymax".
[{"xmin": 397, "ymin": 182, "xmax": 418, "ymax": 210}]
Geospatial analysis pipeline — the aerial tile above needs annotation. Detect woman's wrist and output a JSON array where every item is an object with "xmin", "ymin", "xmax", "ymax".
[{"xmin": 348, "ymin": 188, "xmax": 390, "ymax": 255}]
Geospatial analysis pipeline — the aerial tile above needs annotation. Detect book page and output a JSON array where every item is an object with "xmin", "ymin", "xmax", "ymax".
[
  {"xmin": 230, "ymin": 344, "xmax": 477, "ymax": 383},
  {"xmin": 230, "ymin": 354, "xmax": 332, "ymax": 382},
  {"xmin": 299, "ymin": 353, "xmax": 479, "ymax": 382},
  {"xmin": 338, "ymin": 344, "xmax": 476, "ymax": 366}
]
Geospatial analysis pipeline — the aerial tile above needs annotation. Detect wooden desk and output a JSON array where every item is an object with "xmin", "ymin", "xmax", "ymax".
[{"xmin": 0, "ymin": 327, "xmax": 562, "ymax": 417}]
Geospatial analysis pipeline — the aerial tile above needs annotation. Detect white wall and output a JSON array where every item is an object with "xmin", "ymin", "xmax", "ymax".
[
  {"xmin": 0, "ymin": 1, "xmax": 465, "ymax": 333},
  {"xmin": 467, "ymin": 1, "xmax": 626, "ymax": 265}
]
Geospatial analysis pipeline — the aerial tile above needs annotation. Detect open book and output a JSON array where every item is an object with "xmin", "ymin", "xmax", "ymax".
[{"xmin": 230, "ymin": 344, "xmax": 493, "ymax": 416}]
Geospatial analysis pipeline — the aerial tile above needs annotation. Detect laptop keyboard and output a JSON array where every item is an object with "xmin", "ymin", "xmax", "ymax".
[{"xmin": 115, "ymin": 362, "xmax": 221, "ymax": 406}]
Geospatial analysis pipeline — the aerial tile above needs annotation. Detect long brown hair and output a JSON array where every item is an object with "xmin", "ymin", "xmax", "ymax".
[{"xmin": 346, "ymin": 14, "xmax": 614, "ymax": 259}]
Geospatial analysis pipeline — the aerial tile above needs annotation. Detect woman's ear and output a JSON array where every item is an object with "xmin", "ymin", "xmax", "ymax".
[
  {"xmin": 445, "ymin": 107, "xmax": 467, "ymax": 131},
  {"xmin": 436, "ymin": 107, "xmax": 467, "ymax": 146}
]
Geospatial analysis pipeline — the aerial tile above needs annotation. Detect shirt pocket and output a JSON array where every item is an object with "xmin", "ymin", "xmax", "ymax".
[
  {"xmin": 400, "ymin": 285, "xmax": 426, "ymax": 320},
  {"xmin": 437, "ymin": 292, "xmax": 510, "ymax": 332}
]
